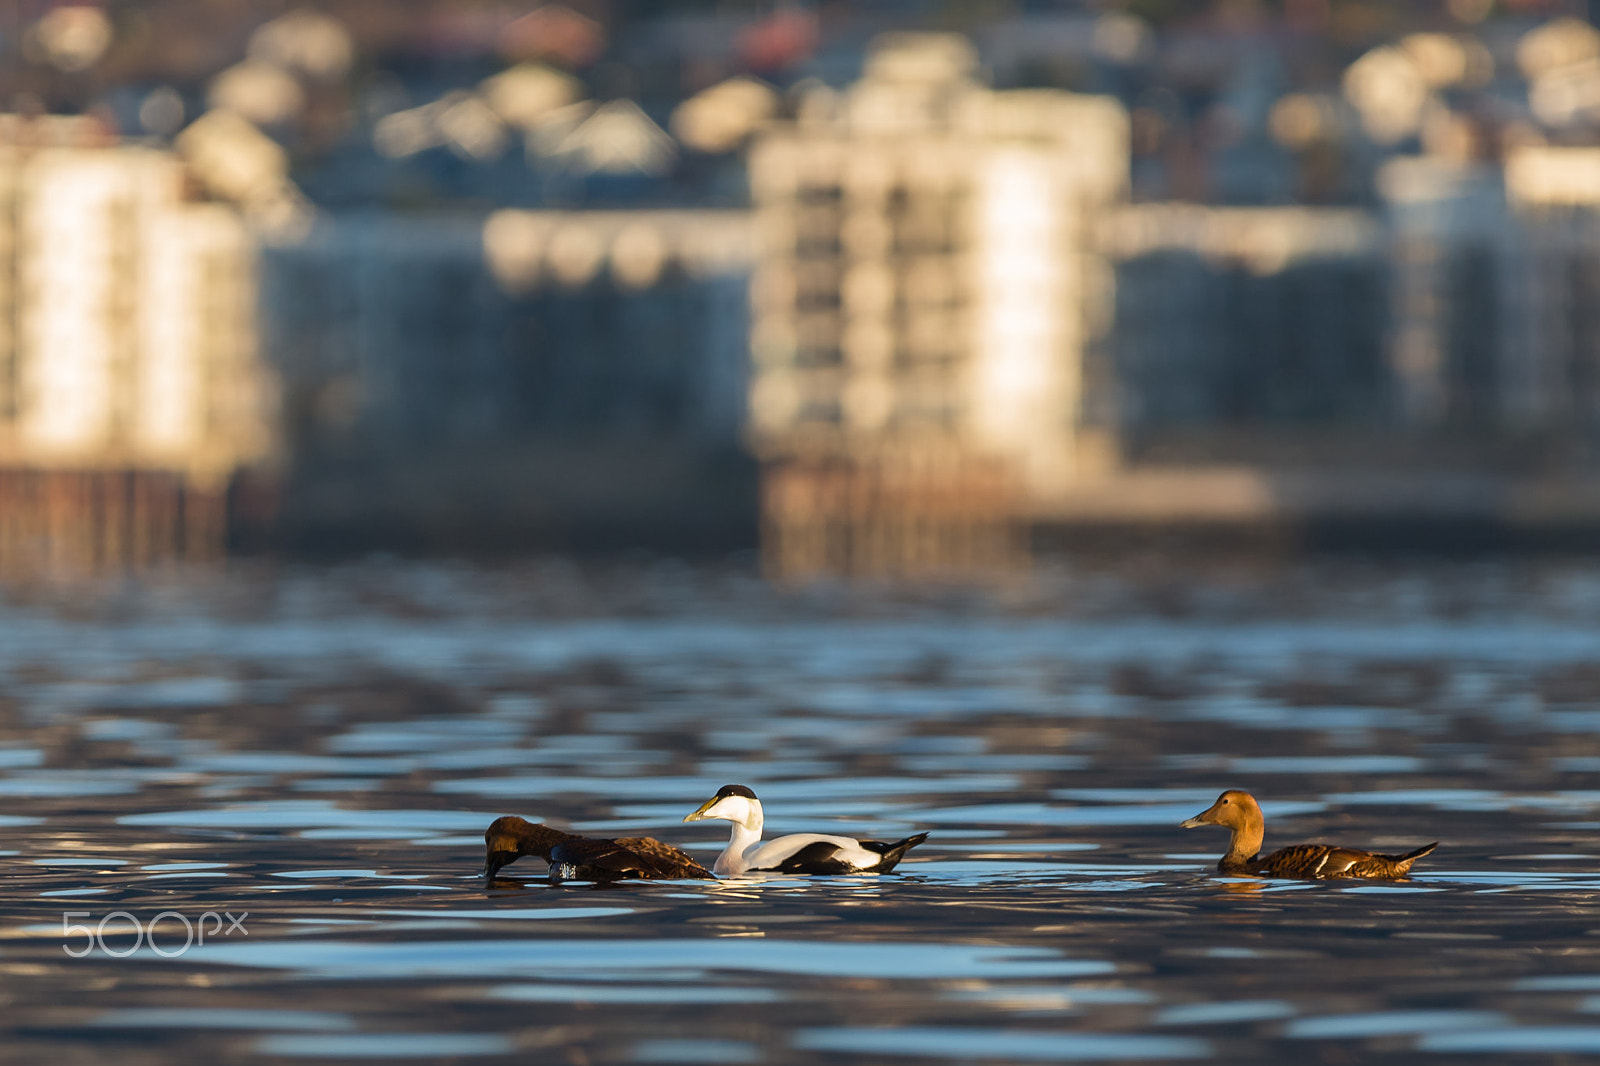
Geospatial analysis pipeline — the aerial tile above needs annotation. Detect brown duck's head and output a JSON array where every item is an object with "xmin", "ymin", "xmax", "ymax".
[
  {"xmin": 483, "ymin": 815, "xmax": 567, "ymax": 882},
  {"xmin": 1180, "ymin": 790, "xmax": 1263, "ymax": 832}
]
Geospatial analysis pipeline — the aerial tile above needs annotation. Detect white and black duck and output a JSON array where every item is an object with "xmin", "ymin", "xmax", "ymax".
[{"xmin": 682, "ymin": 784, "xmax": 928, "ymax": 876}]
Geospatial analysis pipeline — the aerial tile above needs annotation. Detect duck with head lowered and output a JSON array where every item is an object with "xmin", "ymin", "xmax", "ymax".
[
  {"xmin": 483, "ymin": 815, "xmax": 715, "ymax": 884},
  {"xmin": 683, "ymin": 784, "xmax": 929, "ymax": 876},
  {"xmin": 1180, "ymin": 789, "xmax": 1437, "ymax": 881}
]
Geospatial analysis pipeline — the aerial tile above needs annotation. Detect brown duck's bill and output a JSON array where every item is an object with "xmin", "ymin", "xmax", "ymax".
[
  {"xmin": 1179, "ymin": 815, "xmax": 1210, "ymax": 828},
  {"xmin": 484, "ymin": 851, "xmax": 515, "ymax": 882},
  {"xmin": 682, "ymin": 797, "xmax": 717, "ymax": 822}
]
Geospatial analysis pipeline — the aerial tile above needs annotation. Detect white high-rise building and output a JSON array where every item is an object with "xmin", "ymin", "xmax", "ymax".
[
  {"xmin": 747, "ymin": 33, "xmax": 1128, "ymax": 503},
  {"xmin": 0, "ymin": 117, "xmax": 271, "ymax": 573},
  {"xmin": 0, "ymin": 120, "xmax": 270, "ymax": 482}
]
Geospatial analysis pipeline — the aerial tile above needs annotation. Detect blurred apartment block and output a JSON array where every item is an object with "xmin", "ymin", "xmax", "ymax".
[
  {"xmin": 1100, "ymin": 205, "xmax": 1388, "ymax": 431},
  {"xmin": 260, "ymin": 208, "xmax": 753, "ymax": 552},
  {"xmin": 1382, "ymin": 148, "xmax": 1600, "ymax": 438},
  {"xmin": 747, "ymin": 35, "xmax": 1126, "ymax": 576},
  {"xmin": 0, "ymin": 115, "xmax": 269, "ymax": 577}
]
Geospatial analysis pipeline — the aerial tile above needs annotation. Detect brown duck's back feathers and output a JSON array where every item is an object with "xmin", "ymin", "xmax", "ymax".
[
  {"xmin": 1228, "ymin": 841, "xmax": 1438, "ymax": 880},
  {"xmin": 557, "ymin": 835, "xmax": 715, "ymax": 880}
]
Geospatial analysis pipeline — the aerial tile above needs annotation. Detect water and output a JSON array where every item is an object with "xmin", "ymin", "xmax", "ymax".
[{"xmin": 5, "ymin": 558, "xmax": 1600, "ymax": 1063}]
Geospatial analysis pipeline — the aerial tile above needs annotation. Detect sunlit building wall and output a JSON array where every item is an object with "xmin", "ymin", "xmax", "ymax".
[
  {"xmin": 0, "ymin": 117, "xmax": 271, "ymax": 572},
  {"xmin": 137, "ymin": 203, "xmax": 267, "ymax": 473},
  {"xmin": 747, "ymin": 34, "xmax": 1127, "ymax": 504},
  {"xmin": 0, "ymin": 125, "xmax": 268, "ymax": 480},
  {"xmin": 15, "ymin": 148, "xmax": 135, "ymax": 457}
]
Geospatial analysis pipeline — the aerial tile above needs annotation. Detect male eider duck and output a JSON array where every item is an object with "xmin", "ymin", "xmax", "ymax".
[
  {"xmin": 1180, "ymin": 789, "xmax": 1437, "ymax": 880},
  {"xmin": 483, "ymin": 815, "xmax": 714, "ymax": 884},
  {"xmin": 683, "ymin": 784, "xmax": 929, "ymax": 876}
]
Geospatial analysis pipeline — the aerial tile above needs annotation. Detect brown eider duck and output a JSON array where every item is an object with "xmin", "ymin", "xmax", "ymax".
[
  {"xmin": 1180, "ymin": 789, "xmax": 1437, "ymax": 880},
  {"xmin": 483, "ymin": 815, "xmax": 714, "ymax": 884},
  {"xmin": 683, "ymin": 784, "xmax": 929, "ymax": 876}
]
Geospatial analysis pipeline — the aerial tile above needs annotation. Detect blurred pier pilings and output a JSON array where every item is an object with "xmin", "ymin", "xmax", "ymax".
[
  {"xmin": 761, "ymin": 453, "xmax": 1026, "ymax": 580},
  {"xmin": 0, "ymin": 469, "xmax": 227, "ymax": 578}
]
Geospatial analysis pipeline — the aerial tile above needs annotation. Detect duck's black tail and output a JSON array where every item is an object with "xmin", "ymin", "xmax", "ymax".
[{"xmin": 866, "ymin": 832, "xmax": 930, "ymax": 873}]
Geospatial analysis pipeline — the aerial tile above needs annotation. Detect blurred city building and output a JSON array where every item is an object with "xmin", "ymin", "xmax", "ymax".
[
  {"xmin": 0, "ymin": 115, "xmax": 269, "ymax": 577},
  {"xmin": 1503, "ymin": 145, "xmax": 1600, "ymax": 435},
  {"xmin": 1100, "ymin": 204, "xmax": 1389, "ymax": 432},
  {"xmin": 747, "ymin": 34, "xmax": 1125, "ymax": 576},
  {"xmin": 260, "ymin": 208, "xmax": 754, "ymax": 552},
  {"xmin": 1380, "ymin": 146, "xmax": 1600, "ymax": 439},
  {"xmin": 1380, "ymin": 157, "xmax": 1510, "ymax": 428}
]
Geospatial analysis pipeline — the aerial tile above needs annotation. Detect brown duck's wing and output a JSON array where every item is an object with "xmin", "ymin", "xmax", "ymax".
[
  {"xmin": 612, "ymin": 836, "xmax": 717, "ymax": 880},
  {"xmin": 1256, "ymin": 842, "xmax": 1438, "ymax": 880},
  {"xmin": 549, "ymin": 836, "xmax": 663, "ymax": 880},
  {"xmin": 1253, "ymin": 843, "xmax": 1349, "ymax": 879}
]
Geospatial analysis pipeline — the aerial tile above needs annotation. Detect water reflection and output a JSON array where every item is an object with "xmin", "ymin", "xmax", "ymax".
[
  {"xmin": 1419, "ymin": 1028, "xmax": 1600, "ymax": 1053},
  {"xmin": 257, "ymin": 1033, "xmax": 515, "ymax": 1058},
  {"xmin": 91, "ymin": 1008, "xmax": 356, "ymax": 1031},
  {"xmin": 4, "ymin": 560, "xmax": 1600, "ymax": 1063},
  {"xmin": 632, "ymin": 1038, "xmax": 761, "ymax": 1064},
  {"xmin": 796, "ymin": 1028, "xmax": 1212, "ymax": 1061},
  {"xmin": 1285, "ymin": 1010, "xmax": 1510, "ymax": 1038},
  {"xmin": 1153, "ymin": 1001, "xmax": 1294, "ymax": 1026},
  {"xmin": 198, "ymin": 939, "xmax": 1116, "ymax": 981},
  {"xmin": 492, "ymin": 984, "xmax": 780, "ymax": 1003}
]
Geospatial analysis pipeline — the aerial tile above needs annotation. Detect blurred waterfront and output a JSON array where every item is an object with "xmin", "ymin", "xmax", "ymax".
[
  {"xmin": 7, "ymin": 3, "xmax": 1600, "ymax": 574},
  {"xmin": 6, "ymin": 558, "xmax": 1600, "ymax": 1062}
]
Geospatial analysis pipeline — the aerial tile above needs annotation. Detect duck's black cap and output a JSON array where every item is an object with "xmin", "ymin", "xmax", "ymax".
[{"xmin": 715, "ymin": 784, "xmax": 757, "ymax": 800}]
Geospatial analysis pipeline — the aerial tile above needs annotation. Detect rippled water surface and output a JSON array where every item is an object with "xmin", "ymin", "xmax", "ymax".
[{"xmin": 7, "ymin": 558, "xmax": 1600, "ymax": 1064}]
